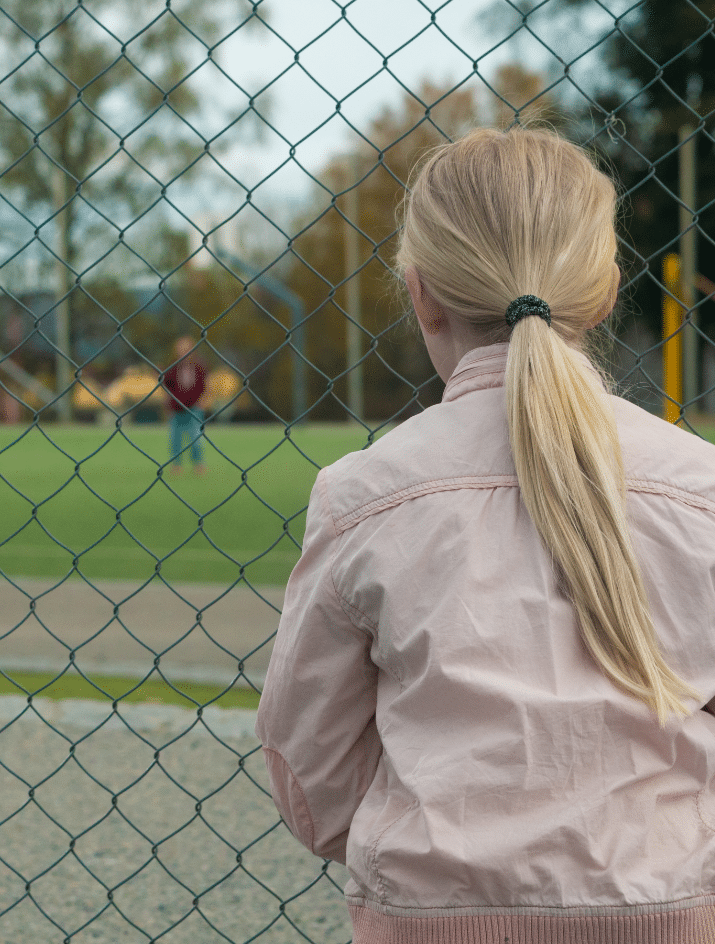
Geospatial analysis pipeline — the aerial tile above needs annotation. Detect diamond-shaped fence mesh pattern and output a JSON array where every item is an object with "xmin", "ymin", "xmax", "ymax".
[{"xmin": 0, "ymin": 0, "xmax": 713, "ymax": 941}]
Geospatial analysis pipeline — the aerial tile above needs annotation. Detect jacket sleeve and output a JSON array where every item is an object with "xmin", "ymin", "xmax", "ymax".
[{"xmin": 254, "ymin": 467, "xmax": 381, "ymax": 864}]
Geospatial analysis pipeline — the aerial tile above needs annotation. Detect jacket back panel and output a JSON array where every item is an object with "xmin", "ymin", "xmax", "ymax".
[{"xmin": 323, "ymin": 364, "xmax": 715, "ymax": 908}]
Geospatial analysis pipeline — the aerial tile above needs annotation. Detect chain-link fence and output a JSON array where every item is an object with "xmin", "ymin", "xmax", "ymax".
[{"xmin": 0, "ymin": 0, "xmax": 714, "ymax": 941}]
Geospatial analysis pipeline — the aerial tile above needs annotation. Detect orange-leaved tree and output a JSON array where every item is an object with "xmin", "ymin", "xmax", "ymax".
[{"xmin": 280, "ymin": 69, "xmax": 564, "ymax": 423}]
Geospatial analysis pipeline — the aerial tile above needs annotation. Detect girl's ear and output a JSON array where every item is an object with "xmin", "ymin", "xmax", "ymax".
[
  {"xmin": 589, "ymin": 263, "xmax": 621, "ymax": 328},
  {"xmin": 404, "ymin": 266, "xmax": 445, "ymax": 334}
]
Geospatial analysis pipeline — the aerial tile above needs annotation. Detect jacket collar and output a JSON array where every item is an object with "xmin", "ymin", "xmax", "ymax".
[
  {"xmin": 442, "ymin": 342, "xmax": 605, "ymax": 402},
  {"xmin": 442, "ymin": 344, "xmax": 510, "ymax": 402}
]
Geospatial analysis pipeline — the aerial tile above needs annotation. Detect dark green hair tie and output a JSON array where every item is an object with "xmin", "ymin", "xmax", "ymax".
[{"xmin": 505, "ymin": 295, "xmax": 552, "ymax": 328}]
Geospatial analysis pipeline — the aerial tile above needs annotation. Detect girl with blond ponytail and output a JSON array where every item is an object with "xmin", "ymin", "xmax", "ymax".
[
  {"xmin": 257, "ymin": 126, "xmax": 715, "ymax": 943},
  {"xmin": 397, "ymin": 126, "xmax": 700, "ymax": 728}
]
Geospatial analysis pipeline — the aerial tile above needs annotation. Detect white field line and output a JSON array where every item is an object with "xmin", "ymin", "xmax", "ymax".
[{"xmin": 0, "ymin": 694, "xmax": 259, "ymax": 738}]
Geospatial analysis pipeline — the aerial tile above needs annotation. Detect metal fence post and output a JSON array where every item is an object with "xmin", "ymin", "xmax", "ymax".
[
  {"xmin": 52, "ymin": 164, "xmax": 73, "ymax": 422},
  {"xmin": 344, "ymin": 153, "xmax": 364, "ymax": 424}
]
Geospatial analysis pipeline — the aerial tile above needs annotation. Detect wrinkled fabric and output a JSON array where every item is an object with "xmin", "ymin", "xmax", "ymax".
[{"xmin": 255, "ymin": 342, "xmax": 715, "ymax": 939}]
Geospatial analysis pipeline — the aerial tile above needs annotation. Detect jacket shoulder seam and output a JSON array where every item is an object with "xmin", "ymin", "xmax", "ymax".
[
  {"xmin": 625, "ymin": 477, "xmax": 715, "ymax": 514},
  {"xmin": 317, "ymin": 468, "xmax": 371, "ymax": 631},
  {"xmin": 334, "ymin": 475, "xmax": 519, "ymax": 533},
  {"xmin": 322, "ymin": 469, "xmax": 380, "ymax": 640},
  {"xmin": 317, "ymin": 468, "xmax": 339, "ymax": 539},
  {"xmin": 330, "ymin": 473, "xmax": 715, "ymax": 533},
  {"xmin": 323, "ymin": 472, "xmax": 403, "ymax": 681}
]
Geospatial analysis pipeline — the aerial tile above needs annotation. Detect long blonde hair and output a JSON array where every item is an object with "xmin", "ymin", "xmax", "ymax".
[{"xmin": 395, "ymin": 126, "xmax": 700, "ymax": 727}]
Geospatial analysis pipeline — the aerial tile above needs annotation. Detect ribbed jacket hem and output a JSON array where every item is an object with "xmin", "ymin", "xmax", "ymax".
[{"xmin": 348, "ymin": 897, "xmax": 715, "ymax": 943}]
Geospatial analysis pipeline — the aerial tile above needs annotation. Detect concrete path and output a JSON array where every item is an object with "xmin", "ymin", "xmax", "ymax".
[{"xmin": 0, "ymin": 576, "xmax": 285, "ymax": 687}]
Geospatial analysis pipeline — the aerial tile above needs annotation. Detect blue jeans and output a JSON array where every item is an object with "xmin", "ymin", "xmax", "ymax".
[{"xmin": 169, "ymin": 409, "xmax": 204, "ymax": 466}]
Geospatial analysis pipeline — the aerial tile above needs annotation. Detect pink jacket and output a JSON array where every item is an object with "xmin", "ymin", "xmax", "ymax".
[{"xmin": 255, "ymin": 343, "xmax": 715, "ymax": 944}]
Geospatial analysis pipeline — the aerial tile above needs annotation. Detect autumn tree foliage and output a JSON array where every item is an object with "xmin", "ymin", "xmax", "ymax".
[
  {"xmin": 283, "ymin": 70, "xmax": 563, "ymax": 422},
  {"xmin": 0, "ymin": 0, "xmax": 269, "ymax": 386}
]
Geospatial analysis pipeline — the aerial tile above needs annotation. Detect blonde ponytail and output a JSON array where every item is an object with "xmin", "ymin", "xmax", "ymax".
[
  {"xmin": 396, "ymin": 125, "xmax": 700, "ymax": 727},
  {"xmin": 506, "ymin": 317, "xmax": 699, "ymax": 727}
]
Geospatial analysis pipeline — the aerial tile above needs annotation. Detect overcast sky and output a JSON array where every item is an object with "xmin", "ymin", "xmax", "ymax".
[
  {"xmin": 184, "ymin": 0, "xmax": 498, "ymax": 245},
  {"xmin": 171, "ymin": 0, "xmax": 497, "ymax": 259},
  {"xmin": 178, "ymin": 0, "xmax": 630, "ymax": 251},
  {"xmin": 219, "ymin": 0, "xmax": 495, "ymax": 195},
  {"xmin": 2, "ymin": 0, "xmax": 633, "ymax": 286}
]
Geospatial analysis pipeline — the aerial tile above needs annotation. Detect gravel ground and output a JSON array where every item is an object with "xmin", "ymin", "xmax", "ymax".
[{"xmin": 0, "ymin": 697, "xmax": 352, "ymax": 944}]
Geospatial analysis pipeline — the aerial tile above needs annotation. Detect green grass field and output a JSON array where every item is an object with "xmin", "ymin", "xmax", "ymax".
[
  {"xmin": 0, "ymin": 667, "xmax": 261, "ymax": 709},
  {"xmin": 1, "ymin": 415, "xmax": 713, "ymax": 709},
  {"xmin": 0, "ymin": 415, "xmax": 713, "ymax": 587},
  {"xmin": 0, "ymin": 422, "xmax": 394, "ymax": 586}
]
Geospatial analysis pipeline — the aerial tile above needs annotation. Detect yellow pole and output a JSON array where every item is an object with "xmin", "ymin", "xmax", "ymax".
[{"xmin": 663, "ymin": 253, "xmax": 683, "ymax": 423}]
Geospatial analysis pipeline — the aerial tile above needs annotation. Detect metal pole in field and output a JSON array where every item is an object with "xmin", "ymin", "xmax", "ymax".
[
  {"xmin": 52, "ymin": 165, "xmax": 73, "ymax": 422},
  {"xmin": 344, "ymin": 153, "xmax": 364, "ymax": 424},
  {"xmin": 214, "ymin": 248, "xmax": 308, "ymax": 424},
  {"xmin": 679, "ymin": 124, "xmax": 698, "ymax": 417}
]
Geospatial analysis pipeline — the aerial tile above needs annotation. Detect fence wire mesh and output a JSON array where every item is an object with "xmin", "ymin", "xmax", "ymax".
[{"xmin": 0, "ymin": 0, "xmax": 714, "ymax": 941}]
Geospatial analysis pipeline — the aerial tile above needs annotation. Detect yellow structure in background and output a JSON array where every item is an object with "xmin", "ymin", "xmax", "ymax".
[
  {"xmin": 73, "ymin": 378, "xmax": 107, "ymax": 413},
  {"xmin": 203, "ymin": 366, "xmax": 240, "ymax": 414},
  {"xmin": 67, "ymin": 365, "xmax": 253, "ymax": 422},
  {"xmin": 104, "ymin": 366, "xmax": 164, "ymax": 413},
  {"xmin": 203, "ymin": 367, "xmax": 257, "ymax": 419},
  {"xmin": 662, "ymin": 253, "xmax": 683, "ymax": 424}
]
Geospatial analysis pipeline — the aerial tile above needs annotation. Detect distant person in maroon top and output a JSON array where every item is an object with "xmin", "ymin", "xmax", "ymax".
[{"xmin": 162, "ymin": 336, "xmax": 207, "ymax": 474}]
